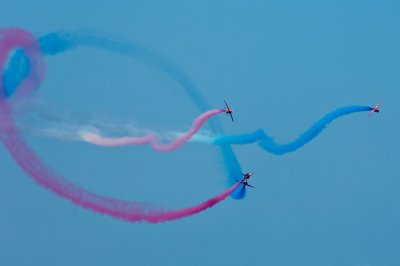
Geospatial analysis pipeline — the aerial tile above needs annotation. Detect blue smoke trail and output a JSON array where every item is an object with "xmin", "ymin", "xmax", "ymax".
[
  {"xmin": 231, "ymin": 183, "xmax": 246, "ymax": 199},
  {"xmin": 38, "ymin": 31, "xmax": 245, "ymax": 198},
  {"xmin": 2, "ymin": 49, "xmax": 31, "ymax": 98},
  {"xmin": 214, "ymin": 106, "xmax": 373, "ymax": 155},
  {"xmin": 16, "ymin": 31, "xmax": 373, "ymax": 200},
  {"xmin": 38, "ymin": 31, "xmax": 212, "ymax": 114}
]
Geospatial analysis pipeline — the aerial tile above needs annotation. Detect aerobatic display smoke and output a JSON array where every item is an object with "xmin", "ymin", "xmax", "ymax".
[
  {"xmin": 0, "ymin": 27, "xmax": 241, "ymax": 223},
  {"xmin": 213, "ymin": 105, "xmax": 373, "ymax": 155},
  {"xmin": 81, "ymin": 109, "xmax": 225, "ymax": 151},
  {"xmin": 35, "ymin": 30, "xmax": 246, "ymax": 196},
  {"xmin": 0, "ymin": 27, "xmax": 376, "ymax": 222},
  {"xmin": 38, "ymin": 29, "xmax": 249, "ymax": 198}
]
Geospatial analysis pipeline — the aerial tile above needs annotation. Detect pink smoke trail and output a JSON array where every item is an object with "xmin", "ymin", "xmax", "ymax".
[
  {"xmin": 0, "ymin": 107, "xmax": 240, "ymax": 222},
  {"xmin": 0, "ymin": 27, "xmax": 238, "ymax": 223},
  {"xmin": 0, "ymin": 108, "xmax": 240, "ymax": 222},
  {"xmin": 81, "ymin": 109, "xmax": 224, "ymax": 151}
]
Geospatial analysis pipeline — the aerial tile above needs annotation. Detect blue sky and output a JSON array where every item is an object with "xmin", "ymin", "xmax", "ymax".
[{"xmin": 1, "ymin": 1, "xmax": 399, "ymax": 265}]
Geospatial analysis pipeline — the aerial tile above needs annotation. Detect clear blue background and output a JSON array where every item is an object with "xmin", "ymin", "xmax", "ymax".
[{"xmin": 1, "ymin": 1, "xmax": 399, "ymax": 265}]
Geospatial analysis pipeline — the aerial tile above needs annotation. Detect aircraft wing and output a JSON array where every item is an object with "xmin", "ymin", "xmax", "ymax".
[
  {"xmin": 229, "ymin": 113, "xmax": 234, "ymax": 122},
  {"xmin": 368, "ymin": 111, "xmax": 373, "ymax": 117},
  {"xmin": 224, "ymin": 100, "xmax": 230, "ymax": 109}
]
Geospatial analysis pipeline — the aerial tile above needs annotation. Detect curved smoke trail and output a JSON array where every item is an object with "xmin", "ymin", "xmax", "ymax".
[
  {"xmin": 0, "ymin": 28, "xmax": 45, "ymax": 99},
  {"xmin": 0, "ymin": 27, "xmax": 241, "ymax": 222},
  {"xmin": 213, "ymin": 105, "xmax": 373, "ymax": 155},
  {"xmin": 38, "ymin": 30, "xmax": 246, "ymax": 197},
  {"xmin": 2, "ymin": 28, "xmax": 374, "ymax": 206},
  {"xmin": 37, "ymin": 31, "xmax": 375, "ymax": 195},
  {"xmin": 0, "ymin": 105, "xmax": 240, "ymax": 223},
  {"xmin": 81, "ymin": 109, "xmax": 225, "ymax": 151}
]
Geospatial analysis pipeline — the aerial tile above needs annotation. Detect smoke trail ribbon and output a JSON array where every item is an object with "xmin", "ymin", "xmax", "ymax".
[
  {"xmin": 36, "ymin": 30, "xmax": 246, "ymax": 197},
  {"xmin": 81, "ymin": 109, "xmax": 225, "ymax": 151},
  {"xmin": 213, "ymin": 105, "xmax": 373, "ymax": 155},
  {"xmin": 1, "ymin": 27, "xmax": 375, "ymax": 210},
  {"xmin": 0, "ymin": 27, "xmax": 241, "ymax": 222}
]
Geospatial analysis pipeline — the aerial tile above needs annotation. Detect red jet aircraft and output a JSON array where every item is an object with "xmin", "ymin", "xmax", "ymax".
[
  {"xmin": 242, "ymin": 172, "xmax": 255, "ymax": 179},
  {"xmin": 369, "ymin": 101, "xmax": 382, "ymax": 117},
  {"xmin": 224, "ymin": 100, "xmax": 234, "ymax": 121},
  {"xmin": 235, "ymin": 172, "xmax": 255, "ymax": 188}
]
